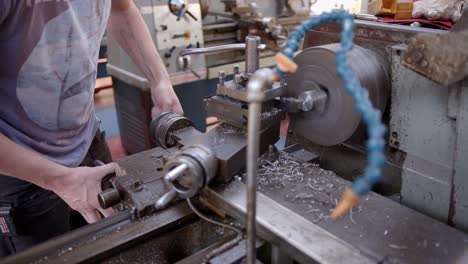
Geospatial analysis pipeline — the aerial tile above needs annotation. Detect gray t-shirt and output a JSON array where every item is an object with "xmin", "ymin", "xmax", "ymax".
[{"xmin": 0, "ymin": 0, "xmax": 111, "ymax": 169}]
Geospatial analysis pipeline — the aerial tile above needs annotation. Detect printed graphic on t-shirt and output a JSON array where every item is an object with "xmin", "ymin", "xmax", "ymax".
[{"xmin": 16, "ymin": 0, "xmax": 110, "ymax": 130}]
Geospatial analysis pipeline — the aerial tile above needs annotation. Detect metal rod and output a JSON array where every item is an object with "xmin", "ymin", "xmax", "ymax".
[
  {"xmin": 245, "ymin": 68, "xmax": 273, "ymax": 264},
  {"xmin": 207, "ymin": 11, "xmax": 235, "ymax": 19},
  {"xmin": 246, "ymin": 101, "xmax": 261, "ymax": 264},
  {"xmin": 180, "ymin": 43, "xmax": 266, "ymax": 56},
  {"xmin": 245, "ymin": 36, "xmax": 261, "ymax": 74},
  {"xmin": 202, "ymin": 22, "xmax": 238, "ymax": 31},
  {"xmin": 165, "ymin": 163, "xmax": 188, "ymax": 182}
]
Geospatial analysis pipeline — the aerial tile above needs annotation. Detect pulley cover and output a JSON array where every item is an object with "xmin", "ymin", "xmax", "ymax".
[{"xmin": 285, "ymin": 44, "xmax": 389, "ymax": 146}]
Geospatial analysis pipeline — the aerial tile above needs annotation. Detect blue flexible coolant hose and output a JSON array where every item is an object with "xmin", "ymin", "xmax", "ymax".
[{"xmin": 274, "ymin": 9, "xmax": 386, "ymax": 197}]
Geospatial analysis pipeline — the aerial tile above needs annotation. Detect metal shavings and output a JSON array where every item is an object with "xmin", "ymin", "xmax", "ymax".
[
  {"xmin": 357, "ymin": 205, "xmax": 363, "ymax": 213},
  {"xmin": 260, "ymin": 108, "xmax": 281, "ymax": 119},
  {"xmin": 308, "ymin": 212, "xmax": 329, "ymax": 224},
  {"xmin": 306, "ymin": 181, "xmax": 324, "ymax": 191},
  {"xmin": 349, "ymin": 207, "xmax": 357, "ymax": 225},
  {"xmin": 294, "ymin": 193, "xmax": 315, "ymax": 200},
  {"xmin": 257, "ymin": 152, "xmax": 317, "ymax": 187},
  {"xmin": 388, "ymin": 244, "xmax": 408, "ymax": 250},
  {"xmin": 310, "ymin": 214, "xmax": 321, "ymax": 224},
  {"xmin": 255, "ymin": 152, "xmax": 359, "ymax": 221},
  {"xmin": 307, "ymin": 209, "xmax": 320, "ymax": 213},
  {"xmin": 218, "ymin": 123, "xmax": 246, "ymax": 135}
]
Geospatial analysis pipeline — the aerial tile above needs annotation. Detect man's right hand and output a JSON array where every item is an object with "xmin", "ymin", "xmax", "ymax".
[
  {"xmin": 49, "ymin": 163, "xmax": 117, "ymax": 223},
  {"xmin": 0, "ymin": 133, "xmax": 117, "ymax": 224}
]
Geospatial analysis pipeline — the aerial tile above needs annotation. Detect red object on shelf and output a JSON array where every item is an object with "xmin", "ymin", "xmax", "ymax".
[{"xmin": 376, "ymin": 17, "xmax": 453, "ymax": 30}]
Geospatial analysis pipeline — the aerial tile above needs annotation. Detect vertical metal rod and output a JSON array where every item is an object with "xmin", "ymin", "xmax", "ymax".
[
  {"xmin": 246, "ymin": 68, "xmax": 273, "ymax": 264},
  {"xmin": 245, "ymin": 36, "xmax": 261, "ymax": 74},
  {"xmin": 246, "ymin": 101, "xmax": 261, "ymax": 264}
]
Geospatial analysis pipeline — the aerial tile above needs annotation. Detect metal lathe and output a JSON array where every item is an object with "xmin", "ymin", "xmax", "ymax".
[{"xmin": 4, "ymin": 2, "xmax": 468, "ymax": 264}]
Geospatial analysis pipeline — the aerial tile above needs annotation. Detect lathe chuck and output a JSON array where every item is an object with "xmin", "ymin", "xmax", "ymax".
[{"xmin": 285, "ymin": 44, "xmax": 390, "ymax": 146}]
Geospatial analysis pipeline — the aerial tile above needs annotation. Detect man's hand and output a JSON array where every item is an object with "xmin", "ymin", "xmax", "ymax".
[
  {"xmin": 50, "ymin": 163, "xmax": 117, "ymax": 223},
  {"xmin": 108, "ymin": 0, "xmax": 184, "ymax": 118},
  {"xmin": 0, "ymin": 133, "xmax": 116, "ymax": 224},
  {"xmin": 151, "ymin": 81, "xmax": 184, "ymax": 119}
]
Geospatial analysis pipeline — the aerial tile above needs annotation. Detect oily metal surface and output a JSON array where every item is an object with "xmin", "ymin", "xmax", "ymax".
[
  {"xmin": 2, "ymin": 203, "xmax": 194, "ymax": 264},
  {"xmin": 217, "ymin": 80, "xmax": 286, "ymax": 103},
  {"xmin": 285, "ymin": 44, "xmax": 389, "ymax": 146},
  {"xmin": 112, "ymin": 147, "xmax": 175, "ymax": 218},
  {"xmin": 1, "ymin": 147, "xmax": 196, "ymax": 264},
  {"xmin": 205, "ymin": 96, "xmax": 284, "ymax": 130},
  {"xmin": 203, "ymin": 179, "xmax": 375, "ymax": 264},
  {"xmin": 401, "ymin": 31, "xmax": 468, "ymax": 86},
  {"xmin": 207, "ymin": 152, "xmax": 468, "ymax": 264},
  {"xmin": 304, "ymin": 20, "xmax": 446, "ymax": 61},
  {"xmin": 173, "ymin": 122, "xmax": 280, "ymax": 183},
  {"xmin": 102, "ymin": 218, "xmax": 235, "ymax": 264}
]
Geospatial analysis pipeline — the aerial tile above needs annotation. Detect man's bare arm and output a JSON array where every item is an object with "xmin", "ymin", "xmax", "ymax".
[
  {"xmin": 0, "ymin": 133, "xmax": 115, "ymax": 223},
  {"xmin": 108, "ymin": 0, "xmax": 183, "ymax": 116}
]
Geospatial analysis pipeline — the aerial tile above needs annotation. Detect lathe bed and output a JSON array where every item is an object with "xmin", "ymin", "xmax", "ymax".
[{"xmin": 6, "ymin": 147, "xmax": 467, "ymax": 264}]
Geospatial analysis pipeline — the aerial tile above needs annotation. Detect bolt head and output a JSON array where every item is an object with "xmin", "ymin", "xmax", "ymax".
[{"xmin": 298, "ymin": 92, "xmax": 314, "ymax": 112}]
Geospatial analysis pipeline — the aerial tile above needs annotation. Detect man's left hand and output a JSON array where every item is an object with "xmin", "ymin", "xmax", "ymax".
[{"xmin": 151, "ymin": 82, "xmax": 184, "ymax": 118}]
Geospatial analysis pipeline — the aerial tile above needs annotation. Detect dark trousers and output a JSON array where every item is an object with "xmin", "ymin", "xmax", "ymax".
[{"xmin": 0, "ymin": 130, "xmax": 113, "ymax": 257}]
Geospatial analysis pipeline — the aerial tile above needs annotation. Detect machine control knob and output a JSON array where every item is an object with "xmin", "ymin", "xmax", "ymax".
[
  {"xmin": 164, "ymin": 46, "xmax": 176, "ymax": 59},
  {"xmin": 155, "ymin": 190, "xmax": 177, "ymax": 210},
  {"xmin": 169, "ymin": 0, "xmax": 198, "ymax": 21},
  {"xmin": 163, "ymin": 145, "xmax": 217, "ymax": 199},
  {"xmin": 150, "ymin": 112, "xmax": 195, "ymax": 148},
  {"xmin": 155, "ymin": 145, "xmax": 217, "ymax": 210},
  {"xmin": 98, "ymin": 188, "xmax": 121, "ymax": 209}
]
